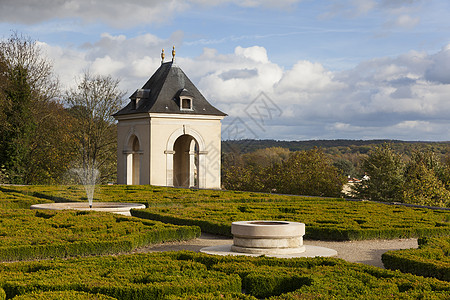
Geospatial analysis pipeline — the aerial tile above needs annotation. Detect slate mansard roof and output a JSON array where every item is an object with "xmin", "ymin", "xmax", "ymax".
[{"xmin": 113, "ymin": 61, "xmax": 226, "ymax": 117}]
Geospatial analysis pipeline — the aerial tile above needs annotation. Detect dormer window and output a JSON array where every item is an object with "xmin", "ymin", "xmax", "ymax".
[
  {"xmin": 180, "ymin": 97, "xmax": 193, "ymax": 111},
  {"xmin": 130, "ymin": 89, "xmax": 150, "ymax": 110}
]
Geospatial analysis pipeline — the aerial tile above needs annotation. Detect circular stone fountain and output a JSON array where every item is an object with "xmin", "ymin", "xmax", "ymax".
[
  {"xmin": 30, "ymin": 202, "xmax": 146, "ymax": 216},
  {"xmin": 231, "ymin": 221, "xmax": 305, "ymax": 255},
  {"xmin": 200, "ymin": 220, "xmax": 337, "ymax": 258}
]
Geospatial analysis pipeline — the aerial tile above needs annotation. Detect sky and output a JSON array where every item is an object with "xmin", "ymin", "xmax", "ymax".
[{"xmin": 1, "ymin": 0, "xmax": 450, "ymax": 141}]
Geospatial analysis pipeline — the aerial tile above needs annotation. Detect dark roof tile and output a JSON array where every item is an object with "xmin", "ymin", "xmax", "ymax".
[{"xmin": 114, "ymin": 62, "xmax": 226, "ymax": 117}]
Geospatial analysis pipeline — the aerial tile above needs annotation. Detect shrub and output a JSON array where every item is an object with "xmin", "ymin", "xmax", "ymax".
[
  {"xmin": 133, "ymin": 199, "xmax": 450, "ymax": 241},
  {"xmin": 0, "ymin": 252, "xmax": 241, "ymax": 299},
  {"xmin": 11, "ymin": 290, "xmax": 116, "ymax": 300},
  {"xmin": 1, "ymin": 252, "xmax": 450, "ymax": 299},
  {"xmin": 0, "ymin": 209, "xmax": 200, "ymax": 261},
  {"xmin": 382, "ymin": 236, "xmax": 450, "ymax": 281}
]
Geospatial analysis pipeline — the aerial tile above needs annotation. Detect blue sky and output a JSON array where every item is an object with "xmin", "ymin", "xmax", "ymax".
[{"xmin": 1, "ymin": 0, "xmax": 450, "ymax": 141}]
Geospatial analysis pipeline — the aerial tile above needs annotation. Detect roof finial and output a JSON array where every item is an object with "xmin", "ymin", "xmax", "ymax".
[
  {"xmin": 172, "ymin": 46, "xmax": 176, "ymax": 62},
  {"xmin": 161, "ymin": 49, "xmax": 165, "ymax": 64}
]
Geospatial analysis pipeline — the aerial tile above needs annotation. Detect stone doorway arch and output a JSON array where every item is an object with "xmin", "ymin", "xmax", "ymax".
[
  {"xmin": 166, "ymin": 126, "xmax": 207, "ymax": 188},
  {"xmin": 125, "ymin": 135, "xmax": 142, "ymax": 185},
  {"xmin": 173, "ymin": 135, "xmax": 198, "ymax": 187}
]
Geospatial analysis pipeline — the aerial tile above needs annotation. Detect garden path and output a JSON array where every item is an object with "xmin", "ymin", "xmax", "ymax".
[{"xmin": 135, "ymin": 233, "xmax": 418, "ymax": 269}]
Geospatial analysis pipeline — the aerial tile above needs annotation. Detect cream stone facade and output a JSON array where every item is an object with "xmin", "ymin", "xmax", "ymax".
[{"xmin": 113, "ymin": 55, "xmax": 226, "ymax": 189}]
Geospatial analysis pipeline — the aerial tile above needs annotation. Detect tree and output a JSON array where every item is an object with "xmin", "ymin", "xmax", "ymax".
[
  {"xmin": 402, "ymin": 151, "xmax": 450, "ymax": 207},
  {"xmin": 65, "ymin": 71, "xmax": 125, "ymax": 184},
  {"xmin": 353, "ymin": 144, "xmax": 404, "ymax": 202},
  {"xmin": 0, "ymin": 32, "xmax": 63, "ymax": 183},
  {"xmin": 274, "ymin": 148, "xmax": 347, "ymax": 197}
]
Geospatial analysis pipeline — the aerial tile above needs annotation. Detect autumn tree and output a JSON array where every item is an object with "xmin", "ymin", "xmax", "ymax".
[
  {"xmin": 273, "ymin": 148, "xmax": 346, "ymax": 197},
  {"xmin": 222, "ymin": 147, "xmax": 290, "ymax": 192},
  {"xmin": 65, "ymin": 71, "xmax": 125, "ymax": 184},
  {"xmin": 0, "ymin": 32, "xmax": 69, "ymax": 184}
]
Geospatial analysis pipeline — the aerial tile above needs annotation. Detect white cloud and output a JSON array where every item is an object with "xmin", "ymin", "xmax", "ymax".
[
  {"xmin": 38, "ymin": 32, "xmax": 450, "ymax": 140},
  {"xmin": 394, "ymin": 14, "xmax": 420, "ymax": 28}
]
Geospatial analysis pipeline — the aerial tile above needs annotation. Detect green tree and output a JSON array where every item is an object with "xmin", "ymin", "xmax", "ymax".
[
  {"xmin": 65, "ymin": 71, "xmax": 125, "ymax": 183},
  {"xmin": 0, "ymin": 65, "xmax": 34, "ymax": 183},
  {"xmin": 402, "ymin": 151, "xmax": 450, "ymax": 207},
  {"xmin": 353, "ymin": 144, "xmax": 404, "ymax": 202}
]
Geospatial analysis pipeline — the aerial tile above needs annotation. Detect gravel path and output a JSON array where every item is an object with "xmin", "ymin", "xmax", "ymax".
[{"xmin": 136, "ymin": 233, "xmax": 418, "ymax": 269}]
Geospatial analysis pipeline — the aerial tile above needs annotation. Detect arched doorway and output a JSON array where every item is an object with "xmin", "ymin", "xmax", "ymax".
[
  {"xmin": 173, "ymin": 134, "xmax": 199, "ymax": 187},
  {"xmin": 126, "ymin": 135, "xmax": 141, "ymax": 185}
]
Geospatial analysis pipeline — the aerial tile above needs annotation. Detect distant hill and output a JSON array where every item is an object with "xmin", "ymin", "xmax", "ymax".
[{"xmin": 222, "ymin": 139, "xmax": 450, "ymax": 155}]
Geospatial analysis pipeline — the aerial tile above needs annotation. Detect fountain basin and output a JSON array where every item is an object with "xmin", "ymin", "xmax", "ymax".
[
  {"xmin": 30, "ymin": 202, "xmax": 146, "ymax": 216},
  {"xmin": 200, "ymin": 220, "xmax": 337, "ymax": 258},
  {"xmin": 231, "ymin": 220, "xmax": 305, "ymax": 255}
]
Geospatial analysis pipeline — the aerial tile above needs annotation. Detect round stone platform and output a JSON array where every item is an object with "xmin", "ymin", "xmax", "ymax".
[
  {"xmin": 30, "ymin": 202, "xmax": 146, "ymax": 216},
  {"xmin": 200, "ymin": 244, "xmax": 337, "ymax": 258}
]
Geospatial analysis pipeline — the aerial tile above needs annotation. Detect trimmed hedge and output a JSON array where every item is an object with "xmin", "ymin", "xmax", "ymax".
[
  {"xmin": 382, "ymin": 236, "xmax": 450, "ymax": 281},
  {"xmin": 12, "ymin": 291, "xmax": 116, "ymax": 299},
  {"xmin": 0, "ymin": 209, "xmax": 200, "ymax": 261},
  {"xmin": 0, "ymin": 252, "xmax": 241, "ymax": 299},
  {"xmin": 0, "ymin": 188, "xmax": 53, "ymax": 209},
  {"xmin": 132, "ymin": 200, "xmax": 450, "ymax": 241},
  {"xmin": 165, "ymin": 293, "xmax": 257, "ymax": 299},
  {"xmin": 4, "ymin": 185, "xmax": 450, "ymax": 240},
  {"xmin": 1, "ymin": 251, "xmax": 450, "ymax": 299},
  {"xmin": 0, "ymin": 185, "xmax": 276, "ymax": 206}
]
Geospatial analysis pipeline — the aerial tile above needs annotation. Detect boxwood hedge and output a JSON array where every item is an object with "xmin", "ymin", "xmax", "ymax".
[
  {"xmin": 0, "ymin": 209, "xmax": 200, "ymax": 261},
  {"xmin": 11, "ymin": 290, "xmax": 116, "ymax": 300},
  {"xmin": 0, "ymin": 185, "xmax": 269, "ymax": 206},
  {"xmin": 132, "ymin": 199, "xmax": 450, "ymax": 241},
  {"xmin": 0, "ymin": 188, "xmax": 53, "ymax": 209},
  {"xmin": 382, "ymin": 236, "xmax": 450, "ymax": 281},
  {"xmin": 1, "ymin": 251, "xmax": 449, "ymax": 299}
]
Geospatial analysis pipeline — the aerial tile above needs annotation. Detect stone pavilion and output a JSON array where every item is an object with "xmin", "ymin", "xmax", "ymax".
[{"xmin": 113, "ymin": 48, "xmax": 226, "ymax": 189}]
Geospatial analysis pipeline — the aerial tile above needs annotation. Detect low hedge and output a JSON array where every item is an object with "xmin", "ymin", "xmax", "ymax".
[
  {"xmin": 11, "ymin": 291, "xmax": 116, "ymax": 299},
  {"xmin": 0, "ymin": 185, "xmax": 280, "ymax": 206},
  {"xmin": 165, "ymin": 293, "xmax": 257, "ymax": 299},
  {"xmin": 0, "ymin": 253, "xmax": 241, "ymax": 299},
  {"xmin": 132, "ymin": 199, "xmax": 450, "ymax": 240},
  {"xmin": 0, "ymin": 209, "xmax": 200, "ymax": 261},
  {"xmin": 382, "ymin": 236, "xmax": 450, "ymax": 281},
  {"xmin": 0, "ymin": 188, "xmax": 53, "ymax": 209},
  {"xmin": 2, "ymin": 251, "xmax": 449, "ymax": 299}
]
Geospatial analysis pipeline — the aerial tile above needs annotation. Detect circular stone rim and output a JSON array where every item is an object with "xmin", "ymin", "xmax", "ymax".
[
  {"xmin": 231, "ymin": 220, "xmax": 305, "ymax": 238},
  {"xmin": 30, "ymin": 202, "xmax": 146, "ymax": 212}
]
